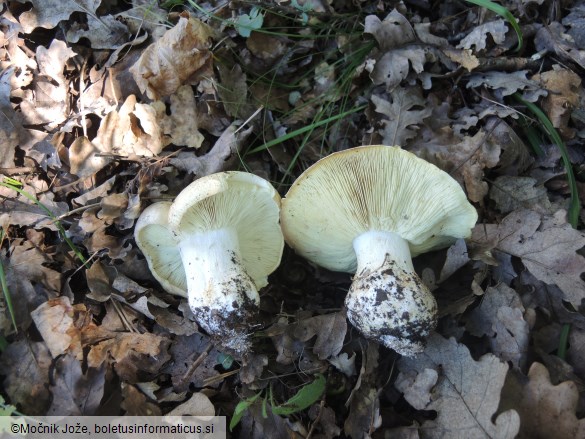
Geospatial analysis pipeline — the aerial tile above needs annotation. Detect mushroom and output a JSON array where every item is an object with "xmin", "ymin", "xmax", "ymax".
[
  {"xmin": 280, "ymin": 146, "xmax": 477, "ymax": 356},
  {"xmin": 134, "ymin": 171, "xmax": 284, "ymax": 354}
]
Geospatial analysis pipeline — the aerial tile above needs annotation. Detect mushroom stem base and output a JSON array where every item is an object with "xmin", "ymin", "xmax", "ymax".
[
  {"xmin": 179, "ymin": 228, "xmax": 259, "ymax": 354},
  {"xmin": 347, "ymin": 231, "xmax": 438, "ymax": 356}
]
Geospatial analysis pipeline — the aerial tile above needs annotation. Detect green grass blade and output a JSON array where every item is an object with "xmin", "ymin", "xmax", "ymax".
[
  {"xmin": 0, "ymin": 229, "xmax": 17, "ymax": 333},
  {"xmin": 512, "ymin": 94, "xmax": 580, "ymax": 228},
  {"xmin": 247, "ymin": 105, "xmax": 367, "ymax": 154},
  {"xmin": 464, "ymin": 0, "xmax": 523, "ymax": 51}
]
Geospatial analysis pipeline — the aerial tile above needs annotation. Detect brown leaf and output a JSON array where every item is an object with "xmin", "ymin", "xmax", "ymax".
[
  {"xmin": 371, "ymin": 87, "xmax": 431, "ymax": 146},
  {"xmin": 364, "ymin": 10, "xmax": 430, "ymax": 90},
  {"xmin": 471, "ymin": 209, "xmax": 585, "ymax": 308},
  {"xmin": 66, "ymin": 14, "xmax": 129, "ymax": 49},
  {"xmin": 0, "ymin": 68, "xmax": 19, "ymax": 168},
  {"xmin": 85, "ymin": 329, "xmax": 170, "ymax": 382},
  {"xmin": 510, "ymin": 363, "xmax": 585, "ymax": 439},
  {"xmin": 293, "ymin": 312, "xmax": 347, "ymax": 360},
  {"xmin": 489, "ymin": 175, "xmax": 551, "ymax": 214},
  {"xmin": 0, "ymin": 340, "xmax": 52, "ymax": 415},
  {"xmin": 397, "ymin": 334, "xmax": 520, "ymax": 438},
  {"xmin": 19, "ymin": 39, "xmax": 76, "ymax": 128},
  {"xmin": 30, "ymin": 296, "xmax": 85, "ymax": 359},
  {"xmin": 152, "ymin": 85, "xmax": 205, "ymax": 149},
  {"xmin": 532, "ymin": 66, "xmax": 581, "ymax": 139},
  {"xmin": 121, "ymin": 384, "xmax": 161, "ymax": 416},
  {"xmin": 69, "ymin": 95, "xmax": 164, "ymax": 177},
  {"xmin": 169, "ymin": 123, "xmax": 253, "ymax": 176},
  {"xmin": 130, "ymin": 16, "xmax": 214, "ymax": 100},
  {"xmin": 47, "ymin": 354, "xmax": 106, "ymax": 415},
  {"xmin": 166, "ymin": 392, "xmax": 215, "ymax": 416}
]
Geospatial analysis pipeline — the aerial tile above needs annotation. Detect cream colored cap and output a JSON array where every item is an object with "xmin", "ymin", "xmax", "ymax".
[
  {"xmin": 168, "ymin": 171, "xmax": 284, "ymax": 288},
  {"xmin": 281, "ymin": 145, "xmax": 478, "ymax": 273}
]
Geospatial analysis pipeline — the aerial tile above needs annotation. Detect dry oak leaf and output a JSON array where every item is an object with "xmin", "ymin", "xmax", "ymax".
[
  {"xmin": 18, "ymin": 39, "xmax": 76, "ymax": 128},
  {"xmin": 31, "ymin": 296, "xmax": 86, "ymax": 360},
  {"xmin": 0, "ymin": 340, "xmax": 52, "ymax": 415},
  {"xmin": 130, "ymin": 15, "xmax": 214, "ymax": 100},
  {"xmin": 514, "ymin": 363, "xmax": 585, "ymax": 439},
  {"xmin": 151, "ymin": 85, "xmax": 205, "ymax": 149},
  {"xmin": 85, "ymin": 328, "xmax": 170, "ymax": 382},
  {"xmin": 371, "ymin": 86, "xmax": 431, "ymax": 146},
  {"xmin": 471, "ymin": 209, "xmax": 585, "ymax": 308},
  {"xmin": 69, "ymin": 95, "xmax": 163, "ymax": 177},
  {"xmin": 411, "ymin": 125, "xmax": 501, "ymax": 202},
  {"xmin": 46, "ymin": 354, "xmax": 106, "ymax": 416},
  {"xmin": 397, "ymin": 334, "xmax": 520, "ymax": 439},
  {"xmin": 0, "ymin": 68, "xmax": 19, "ymax": 168},
  {"xmin": 364, "ymin": 10, "xmax": 430, "ymax": 90},
  {"xmin": 457, "ymin": 20, "xmax": 508, "ymax": 51},
  {"xmin": 532, "ymin": 66, "xmax": 581, "ymax": 139},
  {"xmin": 14, "ymin": 0, "xmax": 101, "ymax": 33}
]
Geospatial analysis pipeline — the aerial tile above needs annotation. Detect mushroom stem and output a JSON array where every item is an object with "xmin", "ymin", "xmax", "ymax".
[
  {"xmin": 345, "ymin": 230, "xmax": 438, "ymax": 357},
  {"xmin": 178, "ymin": 227, "xmax": 259, "ymax": 352}
]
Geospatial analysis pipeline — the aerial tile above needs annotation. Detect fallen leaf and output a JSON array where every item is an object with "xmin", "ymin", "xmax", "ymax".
[
  {"xmin": 506, "ymin": 363, "xmax": 585, "ymax": 439},
  {"xmin": 535, "ymin": 22, "xmax": 585, "ymax": 69},
  {"xmin": 397, "ymin": 334, "xmax": 520, "ymax": 438},
  {"xmin": 466, "ymin": 71, "xmax": 543, "ymax": 99},
  {"xmin": 371, "ymin": 87, "xmax": 431, "ymax": 146},
  {"xmin": 66, "ymin": 14, "xmax": 130, "ymax": 49},
  {"xmin": 489, "ymin": 175, "xmax": 551, "ymax": 213},
  {"xmin": 14, "ymin": 0, "xmax": 101, "ymax": 33},
  {"xmin": 165, "ymin": 392, "xmax": 215, "ymax": 416},
  {"xmin": 344, "ymin": 343, "xmax": 382, "ymax": 438},
  {"xmin": 457, "ymin": 20, "xmax": 508, "ymax": 51},
  {"xmin": 30, "ymin": 296, "xmax": 85, "ymax": 359},
  {"xmin": 130, "ymin": 15, "xmax": 214, "ymax": 100},
  {"xmin": 532, "ymin": 66, "xmax": 581, "ymax": 139},
  {"xmin": 69, "ymin": 95, "xmax": 164, "ymax": 177},
  {"xmin": 169, "ymin": 123, "xmax": 253, "ymax": 176},
  {"xmin": 471, "ymin": 209, "xmax": 585, "ymax": 308},
  {"xmin": 85, "ymin": 329, "xmax": 170, "ymax": 383},
  {"xmin": 152, "ymin": 85, "xmax": 205, "ymax": 149},
  {"xmin": 0, "ymin": 68, "xmax": 19, "ymax": 168},
  {"xmin": 47, "ymin": 354, "xmax": 106, "ymax": 416},
  {"xmin": 293, "ymin": 312, "xmax": 347, "ymax": 360},
  {"xmin": 121, "ymin": 383, "xmax": 161, "ymax": 416},
  {"xmin": 365, "ymin": 10, "xmax": 430, "ymax": 90},
  {"xmin": 18, "ymin": 39, "xmax": 76, "ymax": 129},
  {"xmin": 0, "ymin": 340, "xmax": 52, "ymax": 415}
]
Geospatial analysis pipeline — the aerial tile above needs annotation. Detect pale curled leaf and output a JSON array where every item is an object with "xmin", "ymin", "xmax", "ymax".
[
  {"xmin": 130, "ymin": 16, "xmax": 214, "ymax": 100},
  {"xmin": 397, "ymin": 334, "xmax": 520, "ymax": 439}
]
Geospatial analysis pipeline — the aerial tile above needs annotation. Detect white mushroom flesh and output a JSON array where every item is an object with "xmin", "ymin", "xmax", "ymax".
[
  {"xmin": 345, "ymin": 230, "xmax": 437, "ymax": 356},
  {"xmin": 178, "ymin": 227, "xmax": 259, "ymax": 342}
]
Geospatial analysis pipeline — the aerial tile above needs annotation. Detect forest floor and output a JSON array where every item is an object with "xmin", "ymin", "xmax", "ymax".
[{"xmin": 1, "ymin": 0, "xmax": 585, "ymax": 437}]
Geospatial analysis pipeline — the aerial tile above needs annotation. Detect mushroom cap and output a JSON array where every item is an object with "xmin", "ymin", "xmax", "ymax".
[
  {"xmin": 168, "ymin": 171, "xmax": 284, "ymax": 289},
  {"xmin": 280, "ymin": 145, "xmax": 478, "ymax": 273},
  {"xmin": 134, "ymin": 201, "xmax": 187, "ymax": 297}
]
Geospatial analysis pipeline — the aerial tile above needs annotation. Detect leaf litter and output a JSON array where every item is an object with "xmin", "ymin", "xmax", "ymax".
[{"xmin": 0, "ymin": 0, "xmax": 585, "ymax": 437}]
